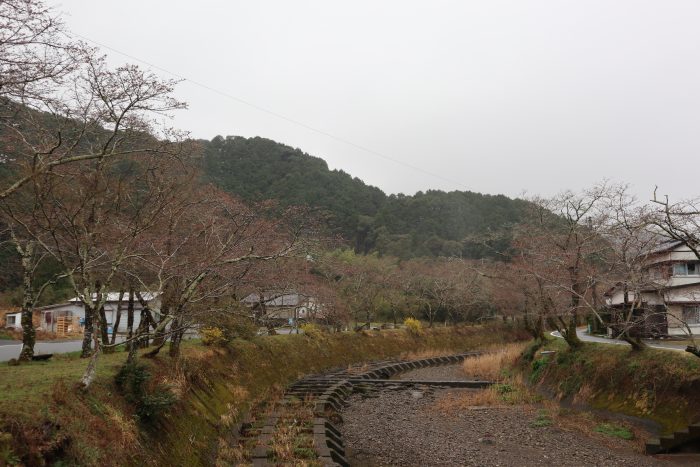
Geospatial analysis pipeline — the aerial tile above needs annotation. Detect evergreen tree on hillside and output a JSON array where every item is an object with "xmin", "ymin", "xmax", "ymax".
[
  {"xmin": 203, "ymin": 136, "xmax": 386, "ymax": 236},
  {"xmin": 203, "ymin": 135, "xmax": 528, "ymax": 259}
]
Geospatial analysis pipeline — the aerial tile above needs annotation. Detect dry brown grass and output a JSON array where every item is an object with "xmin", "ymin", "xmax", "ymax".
[
  {"xmin": 433, "ymin": 373, "xmax": 535, "ymax": 413},
  {"xmin": 432, "ymin": 388, "xmax": 506, "ymax": 410},
  {"xmin": 268, "ymin": 397, "xmax": 320, "ymax": 466},
  {"xmin": 219, "ymin": 386, "xmax": 249, "ymax": 428},
  {"xmin": 159, "ymin": 362, "xmax": 189, "ymax": 399},
  {"xmin": 461, "ymin": 342, "xmax": 527, "ymax": 381},
  {"xmin": 430, "ymin": 343, "xmax": 533, "ymax": 413},
  {"xmin": 216, "ymin": 437, "xmax": 247, "ymax": 466},
  {"xmin": 104, "ymin": 404, "xmax": 141, "ymax": 451},
  {"xmin": 400, "ymin": 348, "xmax": 455, "ymax": 361}
]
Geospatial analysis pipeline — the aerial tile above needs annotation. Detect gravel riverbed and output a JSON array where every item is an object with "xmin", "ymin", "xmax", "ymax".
[
  {"xmin": 393, "ymin": 363, "xmax": 469, "ymax": 381},
  {"xmin": 341, "ymin": 365, "xmax": 669, "ymax": 466}
]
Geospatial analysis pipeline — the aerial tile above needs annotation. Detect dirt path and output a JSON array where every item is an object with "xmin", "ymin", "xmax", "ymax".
[{"xmin": 341, "ymin": 365, "xmax": 668, "ymax": 466}]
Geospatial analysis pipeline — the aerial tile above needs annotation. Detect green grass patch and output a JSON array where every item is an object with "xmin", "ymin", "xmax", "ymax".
[
  {"xmin": 531, "ymin": 410, "xmax": 552, "ymax": 427},
  {"xmin": 594, "ymin": 423, "xmax": 634, "ymax": 440}
]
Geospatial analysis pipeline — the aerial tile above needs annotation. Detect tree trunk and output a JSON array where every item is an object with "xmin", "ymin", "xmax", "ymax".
[
  {"xmin": 169, "ymin": 317, "xmax": 184, "ymax": 358},
  {"xmin": 98, "ymin": 305, "xmax": 111, "ymax": 352},
  {"xmin": 15, "ymin": 239, "xmax": 36, "ymax": 361},
  {"xmin": 563, "ymin": 312, "xmax": 583, "ymax": 348},
  {"xmin": 80, "ymin": 322, "xmax": 101, "ymax": 388},
  {"xmin": 686, "ymin": 346, "xmax": 700, "ymax": 359},
  {"xmin": 110, "ymin": 290, "xmax": 124, "ymax": 346},
  {"xmin": 81, "ymin": 305, "xmax": 94, "ymax": 358},
  {"xmin": 125, "ymin": 288, "xmax": 135, "ymax": 352},
  {"xmin": 126, "ymin": 330, "xmax": 139, "ymax": 364},
  {"xmin": 524, "ymin": 312, "xmax": 545, "ymax": 342},
  {"xmin": 143, "ymin": 339, "xmax": 167, "ymax": 358},
  {"xmin": 621, "ymin": 333, "xmax": 647, "ymax": 351},
  {"xmin": 138, "ymin": 307, "xmax": 149, "ymax": 348},
  {"xmin": 18, "ymin": 274, "xmax": 36, "ymax": 361},
  {"xmin": 19, "ymin": 306, "xmax": 36, "ymax": 361},
  {"xmin": 151, "ymin": 303, "xmax": 167, "ymax": 346}
]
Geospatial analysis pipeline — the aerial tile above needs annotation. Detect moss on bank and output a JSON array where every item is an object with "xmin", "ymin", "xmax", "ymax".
[
  {"xmin": 529, "ymin": 339, "xmax": 700, "ymax": 435},
  {"xmin": 0, "ymin": 324, "xmax": 527, "ymax": 465}
]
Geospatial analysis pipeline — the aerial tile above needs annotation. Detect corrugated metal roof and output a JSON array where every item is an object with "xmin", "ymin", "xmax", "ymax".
[
  {"xmin": 69, "ymin": 292, "xmax": 159, "ymax": 303},
  {"xmin": 241, "ymin": 293, "xmax": 307, "ymax": 307}
]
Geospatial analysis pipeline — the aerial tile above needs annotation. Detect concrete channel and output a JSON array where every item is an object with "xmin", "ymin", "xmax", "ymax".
[{"xmin": 239, "ymin": 351, "xmax": 491, "ymax": 466}]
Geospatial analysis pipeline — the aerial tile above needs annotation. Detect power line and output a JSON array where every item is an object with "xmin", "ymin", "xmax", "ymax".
[{"xmin": 69, "ymin": 31, "xmax": 468, "ymax": 191}]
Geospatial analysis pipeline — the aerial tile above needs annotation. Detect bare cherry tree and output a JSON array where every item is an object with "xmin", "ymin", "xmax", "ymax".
[
  {"xmin": 650, "ymin": 189, "xmax": 700, "ymax": 356},
  {"xmin": 0, "ymin": 0, "xmax": 80, "ymax": 103},
  {"xmin": 130, "ymin": 190, "xmax": 313, "ymax": 358},
  {"xmin": 1, "ymin": 190, "xmax": 67, "ymax": 360},
  {"xmin": 511, "ymin": 184, "xmax": 619, "ymax": 348},
  {"xmin": 597, "ymin": 186, "xmax": 666, "ymax": 350}
]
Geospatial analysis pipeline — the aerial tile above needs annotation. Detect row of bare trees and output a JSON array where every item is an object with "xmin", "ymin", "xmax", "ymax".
[
  {"xmin": 480, "ymin": 182, "xmax": 700, "ymax": 357},
  {"xmin": 0, "ymin": 0, "xmax": 314, "ymax": 387},
  {"xmin": 300, "ymin": 251, "xmax": 492, "ymax": 330}
]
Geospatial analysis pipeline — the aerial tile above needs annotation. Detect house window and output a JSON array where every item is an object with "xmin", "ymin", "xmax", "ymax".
[
  {"xmin": 682, "ymin": 306, "xmax": 700, "ymax": 325},
  {"xmin": 673, "ymin": 263, "xmax": 700, "ymax": 276},
  {"xmin": 7, "ymin": 316, "xmax": 16, "ymax": 325}
]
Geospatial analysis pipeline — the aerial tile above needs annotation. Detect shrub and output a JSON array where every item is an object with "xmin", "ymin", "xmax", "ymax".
[
  {"xmin": 227, "ymin": 318, "xmax": 258, "ymax": 340},
  {"xmin": 0, "ymin": 432, "xmax": 19, "ymax": 466},
  {"xmin": 522, "ymin": 341, "xmax": 543, "ymax": 362},
  {"xmin": 404, "ymin": 318, "xmax": 423, "ymax": 336},
  {"xmin": 115, "ymin": 363, "xmax": 176, "ymax": 422},
  {"xmin": 300, "ymin": 323, "xmax": 324, "ymax": 339},
  {"xmin": 529, "ymin": 357, "xmax": 549, "ymax": 383},
  {"xmin": 201, "ymin": 327, "xmax": 227, "ymax": 346}
]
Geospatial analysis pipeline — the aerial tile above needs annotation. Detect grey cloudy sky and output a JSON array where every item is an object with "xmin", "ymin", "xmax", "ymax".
[{"xmin": 51, "ymin": 1, "xmax": 700, "ymax": 200}]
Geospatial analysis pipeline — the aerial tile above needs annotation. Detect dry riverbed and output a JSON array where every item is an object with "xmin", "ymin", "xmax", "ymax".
[{"xmin": 341, "ymin": 364, "xmax": 669, "ymax": 466}]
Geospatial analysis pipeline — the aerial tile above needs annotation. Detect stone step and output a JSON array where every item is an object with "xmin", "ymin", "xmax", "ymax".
[
  {"xmin": 348, "ymin": 378, "xmax": 494, "ymax": 388},
  {"xmin": 646, "ymin": 426, "xmax": 700, "ymax": 454},
  {"xmin": 645, "ymin": 438, "xmax": 662, "ymax": 455}
]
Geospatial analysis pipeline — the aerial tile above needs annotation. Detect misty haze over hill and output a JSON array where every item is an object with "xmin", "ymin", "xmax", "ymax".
[{"xmin": 204, "ymin": 135, "xmax": 528, "ymax": 258}]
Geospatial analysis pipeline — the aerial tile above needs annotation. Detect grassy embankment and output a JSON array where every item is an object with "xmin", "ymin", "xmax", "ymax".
[
  {"xmin": 0, "ymin": 324, "xmax": 527, "ymax": 466},
  {"xmin": 528, "ymin": 338, "xmax": 700, "ymax": 434},
  {"xmin": 429, "ymin": 339, "xmax": 700, "ymax": 451}
]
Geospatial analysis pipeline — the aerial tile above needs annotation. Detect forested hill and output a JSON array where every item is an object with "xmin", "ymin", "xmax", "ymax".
[
  {"xmin": 203, "ymin": 135, "xmax": 386, "ymax": 236},
  {"xmin": 203, "ymin": 135, "xmax": 529, "ymax": 259}
]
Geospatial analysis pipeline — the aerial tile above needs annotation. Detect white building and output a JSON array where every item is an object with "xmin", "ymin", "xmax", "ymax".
[
  {"xmin": 3, "ymin": 312, "xmax": 21, "ymax": 330},
  {"xmin": 39, "ymin": 292, "xmax": 160, "ymax": 333},
  {"xmin": 606, "ymin": 241, "xmax": 700, "ymax": 336},
  {"xmin": 241, "ymin": 292, "xmax": 320, "ymax": 321}
]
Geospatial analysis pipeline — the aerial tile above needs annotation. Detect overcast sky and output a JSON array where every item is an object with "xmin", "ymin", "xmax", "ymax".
[{"xmin": 51, "ymin": 1, "xmax": 700, "ymax": 200}]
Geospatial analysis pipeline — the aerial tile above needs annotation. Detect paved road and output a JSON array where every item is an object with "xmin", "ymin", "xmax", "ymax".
[
  {"xmin": 551, "ymin": 328, "xmax": 687, "ymax": 352},
  {"xmin": 0, "ymin": 339, "xmax": 85, "ymax": 362},
  {"xmin": 0, "ymin": 335, "xmax": 133, "ymax": 362}
]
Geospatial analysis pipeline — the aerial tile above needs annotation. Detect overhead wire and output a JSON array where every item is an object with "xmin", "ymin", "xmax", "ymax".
[{"xmin": 68, "ymin": 31, "xmax": 469, "ymax": 191}]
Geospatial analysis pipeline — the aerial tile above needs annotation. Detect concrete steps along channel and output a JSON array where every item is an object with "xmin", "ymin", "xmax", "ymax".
[
  {"xmin": 239, "ymin": 351, "xmax": 490, "ymax": 466},
  {"xmin": 646, "ymin": 423, "xmax": 700, "ymax": 455}
]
